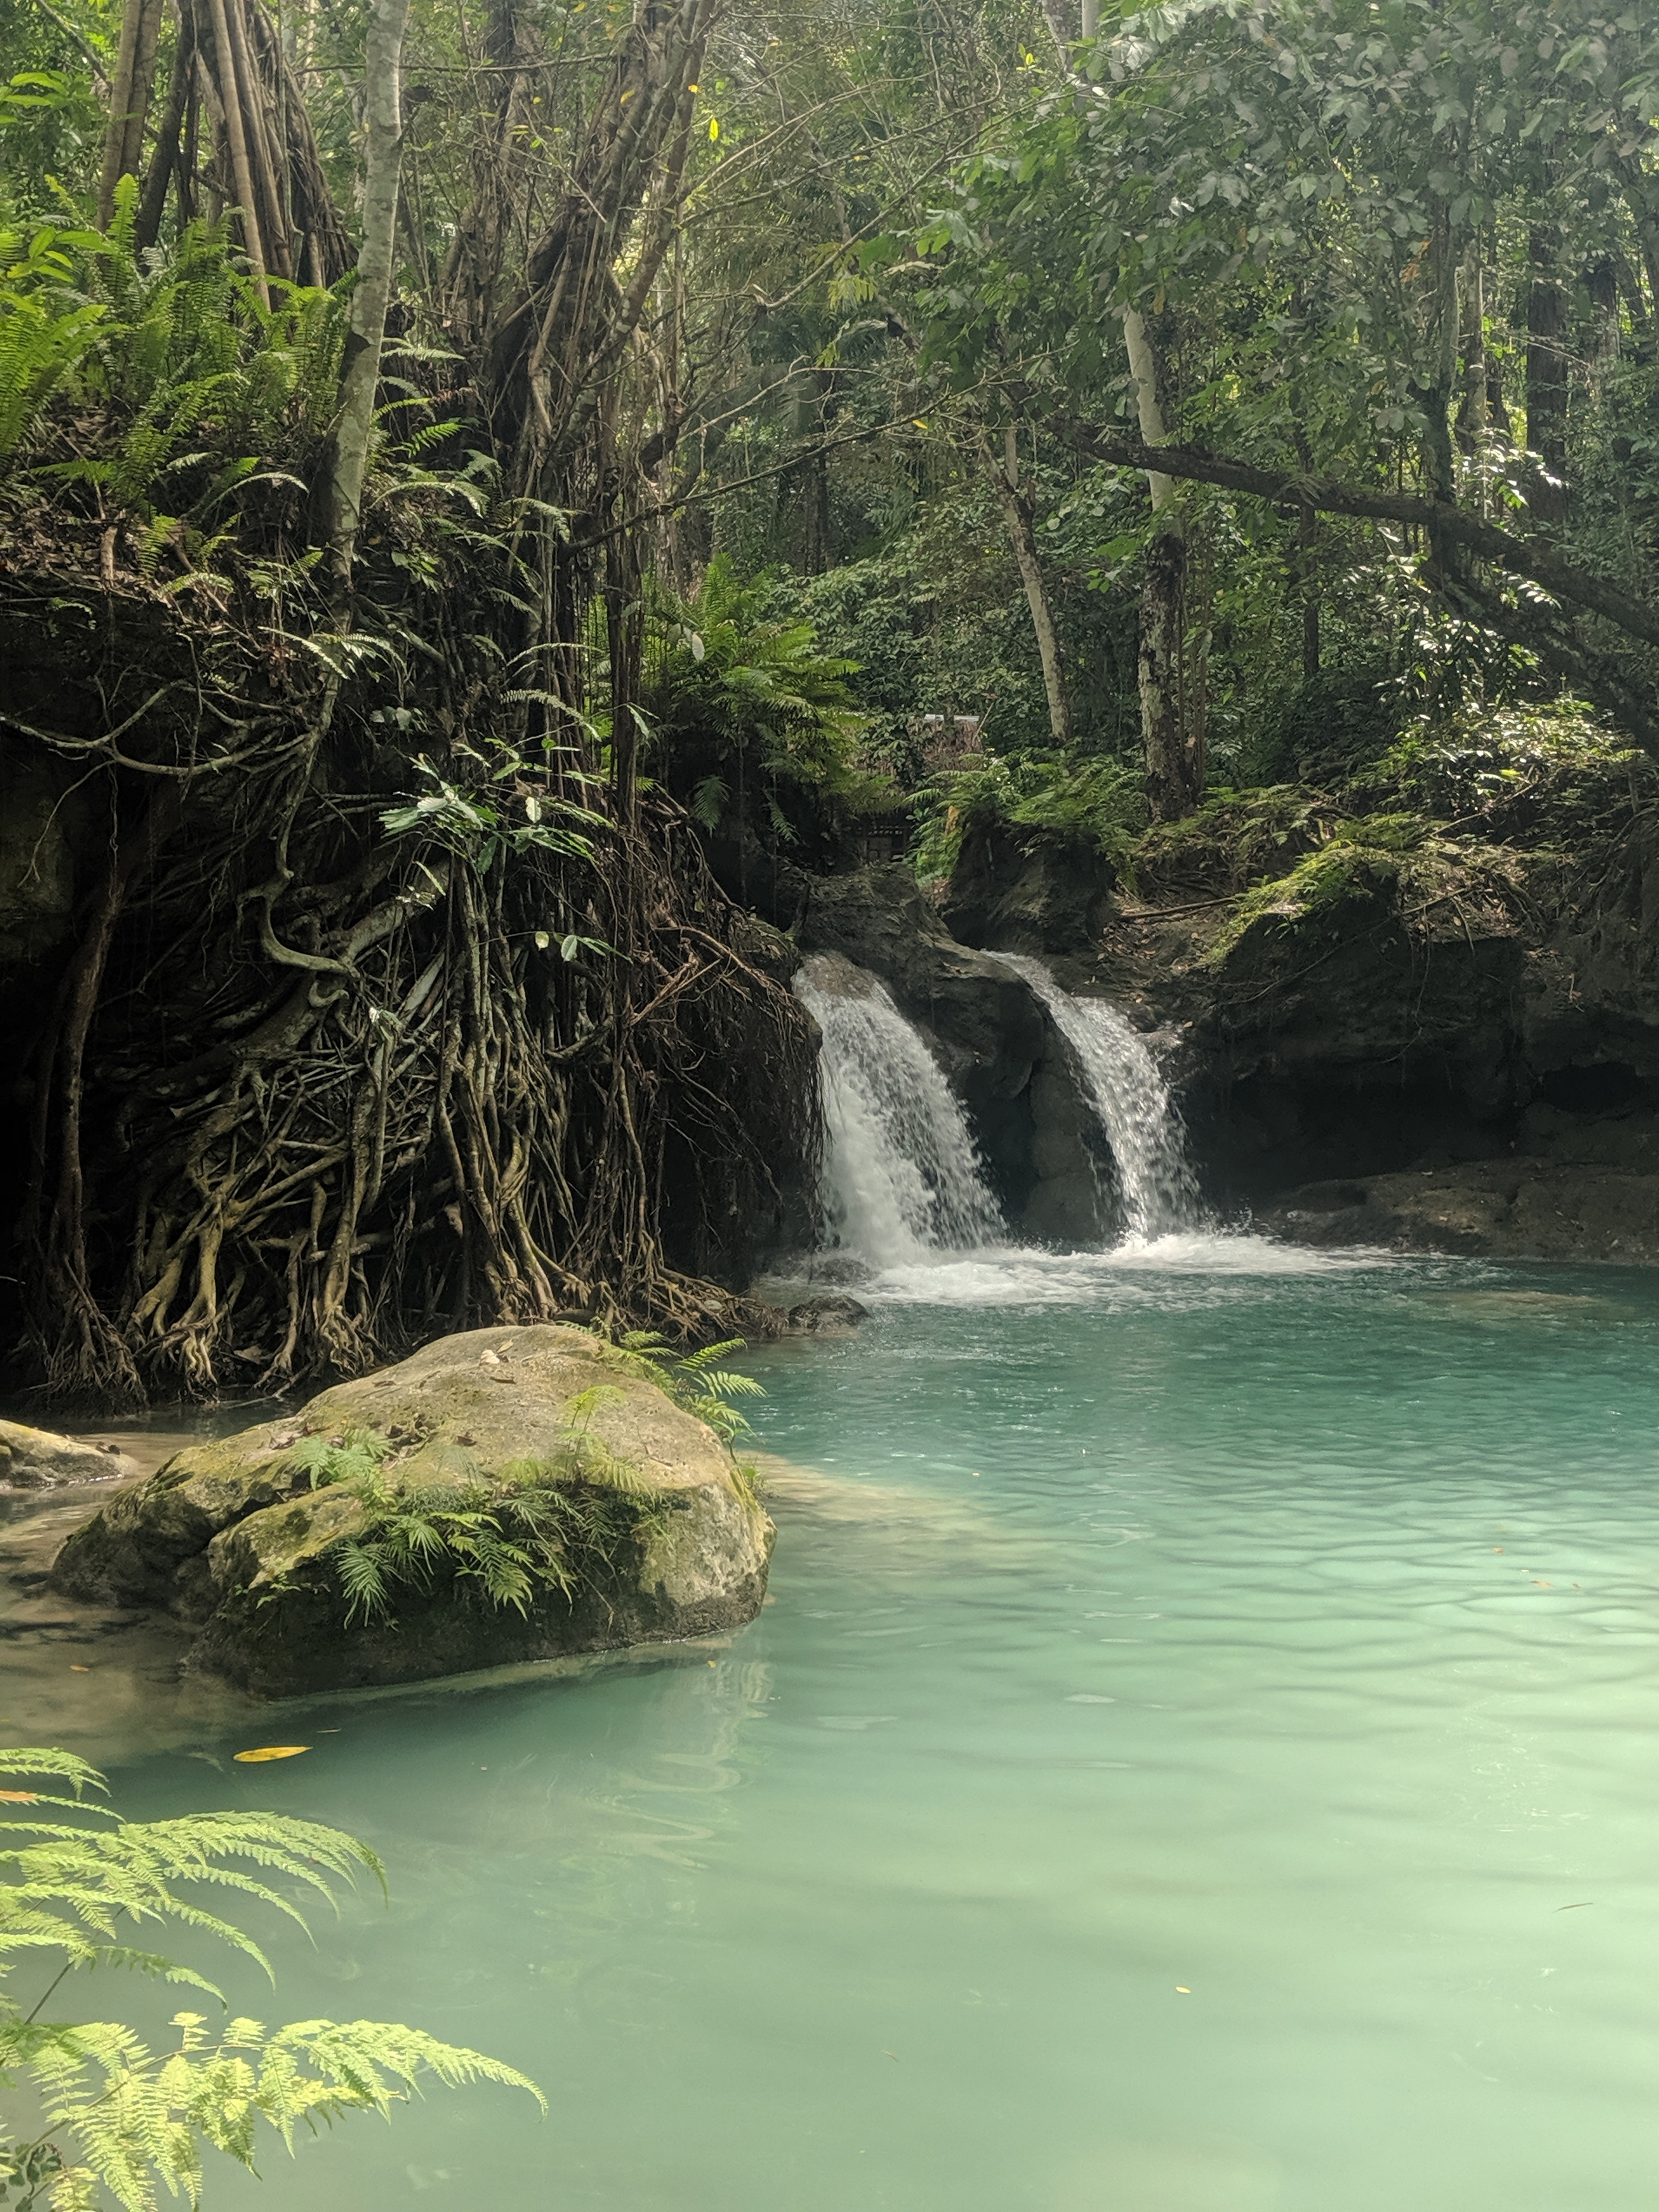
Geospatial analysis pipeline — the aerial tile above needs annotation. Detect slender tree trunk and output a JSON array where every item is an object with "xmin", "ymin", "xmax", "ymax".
[
  {"xmin": 977, "ymin": 424, "xmax": 1073, "ymax": 747},
  {"xmin": 1298, "ymin": 501, "xmax": 1319, "ymax": 681},
  {"xmin": 329, "ymin": 0, "xmax": 415, "ymax": 583},
  {"xmin": 98, "ymin": 0, "xmax": 166, "ymax": 224},
  {"xmin": 1456, "ymin": 248, "xmax": 1488, "ymax": 453},
  {"xmin": 1138, "ymin": 529, "xmax": 1188, "ymax": 819},
  {"xmin": 222, "ymin": 0, "xmax": 292, "ymax": 278},
  {"xmin": 1125, "ymin": 306, "xmax": 1197, "ymax": 818},
  {"xmin": 1525, "ymin": 223, "xmax": 1568, "ymax": 524},
  {"xmin": 203, "ymin": 0, "xmax": 268, "ymax": 298},
  {"xmin": 135, "ymin": 12, "xmax": 194, "ymax": 249}
]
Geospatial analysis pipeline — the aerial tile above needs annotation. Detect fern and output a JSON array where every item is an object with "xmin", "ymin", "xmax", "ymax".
[
  {"xmin": 280, "ymin": 1429, "xmax": 392, "ymax": 1494},
  {"xmin": 609, "ymin": 1332, "xmax": 764, "ymax": 1444},
  {"xmin": 0, "ymin": 1752, "xmax": 540, "ymax": 2210}
]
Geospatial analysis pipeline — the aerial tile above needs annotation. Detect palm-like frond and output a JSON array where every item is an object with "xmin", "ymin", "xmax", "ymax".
[{"xmin": 0, "ymin": 1756, "xmax": 537, "ymax": 2210}]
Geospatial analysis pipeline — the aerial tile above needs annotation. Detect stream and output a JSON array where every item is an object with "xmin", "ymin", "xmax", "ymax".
[{"xmin": 8, "ymin": 973, "xmax": 1659, "ymax": 2208}]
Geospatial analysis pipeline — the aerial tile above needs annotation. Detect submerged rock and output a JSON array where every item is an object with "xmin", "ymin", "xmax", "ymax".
[
  {"xmin": 786, "ymin": 1296, "xmax": 869, "ymax": 1334},
  {"xmin": 0, "ymin": 1421, "xmax": 139, "ymax": 1490},
  {"xmin": 50, "ymin": 1324, "xmax": 773, "ymax": 1698}
]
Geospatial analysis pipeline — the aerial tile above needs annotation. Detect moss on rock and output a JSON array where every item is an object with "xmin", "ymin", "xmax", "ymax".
[{"xmin": 51, "ymin": 1325, "xmax": 773, "ymax": 1697}]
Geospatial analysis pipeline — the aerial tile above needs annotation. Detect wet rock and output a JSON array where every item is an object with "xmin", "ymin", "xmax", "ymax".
[
  {"xmin": 786, "ymin": 1296, "xmax": 869, "ymax": 1334},
  {"xmin": 0, "ymin": 1422, "xmax": 139, "ymax": 1491},
  {"xmin": 1260, "ymin": 1162, "xmax": 1659, "ymax": 1264},
  {"xmin": 50, "ymin": 1324, "xmax": 773, "ymax": 1698},
  {"xmin": 941, "ymin": 819, "xmax": 1116, "ymax": 955}
]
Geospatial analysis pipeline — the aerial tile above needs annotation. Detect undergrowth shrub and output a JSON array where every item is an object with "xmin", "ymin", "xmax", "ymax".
[
  {"xmin": 912, "ymin": 751, "xmax": 1144, "ymax": 880},
  {"xmin": 2, "ymin": 182, "xmax": 345, "ymax": 505},
  {"xmin": 642, "ymin": 556, "xmax": 893, "ymax": 849}
]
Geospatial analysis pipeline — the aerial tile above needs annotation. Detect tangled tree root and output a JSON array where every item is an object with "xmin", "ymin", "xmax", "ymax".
[{"xmin": 8, "ymin": 568, "xmax": 818, "ymax": 1407}]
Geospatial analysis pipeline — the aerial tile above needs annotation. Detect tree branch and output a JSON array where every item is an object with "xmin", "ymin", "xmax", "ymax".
[{"xmin": 1051, "ymin": 419, "xmax": 1659, "ymax": 655}]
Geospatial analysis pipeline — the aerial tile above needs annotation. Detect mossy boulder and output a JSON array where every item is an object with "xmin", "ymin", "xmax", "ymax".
[{"xmin": 50, "ymin": 1325, "xmax": 773, "ymax": 1696}]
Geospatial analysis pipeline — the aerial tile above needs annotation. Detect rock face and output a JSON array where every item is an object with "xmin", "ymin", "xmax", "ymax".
[
  {"xmin": 1261, "ymin": 1111, "xmax": 1659, "ymax": 1263},
  {"xmin": 940, "ymin": 820, "xmax": 1117, "ymax": 955},
  {"xmin": 0, "ymin": 1422, "xmax": 139, "ymax": 1490},
  {"xmin": 50, "ymin": 1324, "xmax": 774, "ymax": 1697}
]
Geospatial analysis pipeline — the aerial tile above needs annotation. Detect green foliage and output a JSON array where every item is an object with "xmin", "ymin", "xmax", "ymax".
[
  {"xmin": 912, "ymin": 751, "xmax": 1145, "ymax": 881},
  {"xmin": 645, "ymin": 557, "xmax": 892, "ymax": 835},
  {"xmin": 608, "ymin": 1331, "xmax": 765, "ymax": 1446},
  {"xmin": 3, "ymin": 183, "xmax": 347, "ymax": 530},
  {"xmin": 1205, "ymin": 810, "xmax": 1529, "ymax": 965},
  {"xmin": 0, "ymin": 218, "xmax": 108, "ymax": 457},
  {"xmin": 1248, "ymin": 670, "xmax": 1403, "ymax": 790},
  {"xmin": 1133, "ymin": 701, "xmax": 1642, "ymax": 963},
  {"xmin": 286, "ymin": 1415, "xmax": 677, "ymax": 1630},
  {"xmin": 282, "ymin": 1428, "xmax": 390, "ymax": 1492},
  {"xmin": 0, "ymin": 1748, "xmax": 540, "ymax": 2210},
  {"xmin": 0, "ymin": 52, "xmax": 102, "ymax": 226},
  {"xmin": 1360, "ymin": 700, "xmax": 1652, "ymax": 845},
  {"xmin": 379, "ymin": 746, "xmax": 606, "ymax": 878},
  {"xmin": 325, "ymin": 1480, "xmax": 587, "ymax": 1628},
  {"xmin": 1130, "ymin": 786, "xmax": 1341, "ymax": 898}
]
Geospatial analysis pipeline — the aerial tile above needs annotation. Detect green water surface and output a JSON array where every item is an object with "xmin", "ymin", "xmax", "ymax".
[{"xmin": 34, "ymin": 1247, "xmax": 1659, "ymax": 2210}]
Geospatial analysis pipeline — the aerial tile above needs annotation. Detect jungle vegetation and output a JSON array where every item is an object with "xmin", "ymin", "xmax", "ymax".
[{"xmin": 2, "ymin": 0, "xmax": 1658, "ymax": 1402}]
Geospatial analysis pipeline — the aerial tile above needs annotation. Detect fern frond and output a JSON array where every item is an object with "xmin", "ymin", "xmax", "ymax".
[{"xmin": 673, "ymin": 1339, "xmax": 747, "ymax": 1372}]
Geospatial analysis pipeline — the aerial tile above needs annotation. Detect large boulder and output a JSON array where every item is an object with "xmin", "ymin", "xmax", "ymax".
[
  {"xmin": 0, "ymin": 1421, "xmax": 139, "ymax": 1490},
  {"xmin": 50, "ymin": 1324, "xmax": 773, "ymax": 1697},
  {"xmin": 941, "ymin": 819, "xmax": 1117, "ymax": 954}
]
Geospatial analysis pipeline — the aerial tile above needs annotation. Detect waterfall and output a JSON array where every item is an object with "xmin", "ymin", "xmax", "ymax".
[
  {"xmin": 795, "ymin": 953, "xmax": 1004, "ymax": 1266},
  {"xmin": 995, "ymin": 953, "xmax": 1202, "ymax": 1240}
]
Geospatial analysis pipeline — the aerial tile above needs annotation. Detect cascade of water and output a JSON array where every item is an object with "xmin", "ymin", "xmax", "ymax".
[
  {"xmin": 996, "ymin": 953, "xmax": 1203, "ymax": 1240},
  {"xmin": 795, "ymin": 953, "xmax": 1004, "ymax": 1266}
]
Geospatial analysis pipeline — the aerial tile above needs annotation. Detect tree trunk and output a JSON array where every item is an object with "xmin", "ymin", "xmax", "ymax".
[
  {"xmin": 98, "ymin": 0, "xmax": 166, "ymax": 225},
  {"xmin": 328, "ymin": 0, "xmax": 415, "ymax": 583},
  {"xmin": 202, "ymin": 0, "xmax": 268, "ymax": 298},
  {"xmin": 1125, "ymin": 306, "xmax": 1199, "ymax": 818},
  {"xmin": 1298, "ymin": 501, "xmax": 1319, "ymax": 681},
  {"xmin": 134, "ymin": 13, "xmax": 194, "ymax": 249},
  {"xmin": 978, "ymin": 424, "xmax": 1072, "ymax": 747},
  {"xmin": 1139, "ymin": 530, "xmax": 1190, "ymax": 821},
  {"xmin": 1456, "ymin": 248, "xmax": 1488, "ymax": 453},
  {"xmin": 1525, "ymin": 223, "xmax": 1568, "ymax": 524}
]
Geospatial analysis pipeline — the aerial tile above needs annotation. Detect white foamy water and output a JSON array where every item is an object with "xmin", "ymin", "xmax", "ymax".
[
  {"xmin": 777, "ymin": 1231, "xmax": 1395, "ymax": 1312},
  {"xmin": 795, "ymin": 953, "xmax": 1003, "ymax": 1266},
  {"xmin": 994, "ymin": 952, "xmax": 1203, "ymax": 1238}
]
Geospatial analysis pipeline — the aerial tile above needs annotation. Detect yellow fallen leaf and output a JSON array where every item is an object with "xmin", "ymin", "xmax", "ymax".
[
  {"xmin": 233, "ymin": 1746, "xmax": 311, "ymax": 1763},
  {"xmin": 0, "ymin": 1790, "xmax": 39, "ymax": 1803}
]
